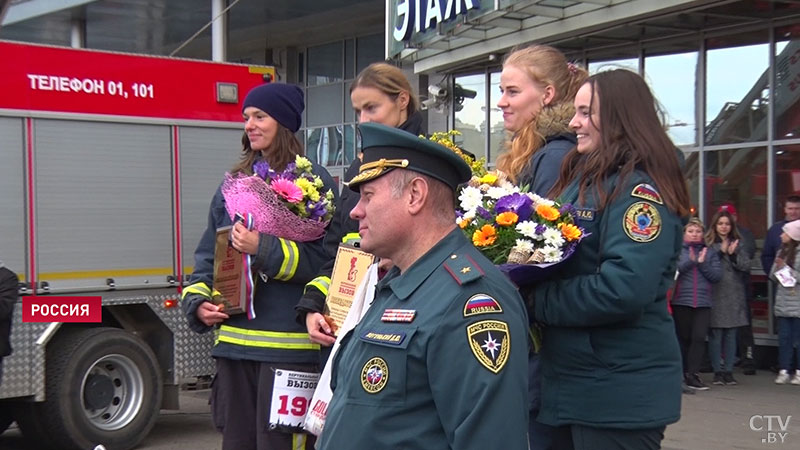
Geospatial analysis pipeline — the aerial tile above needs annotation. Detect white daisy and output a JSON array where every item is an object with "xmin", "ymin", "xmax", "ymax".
[
  {"xmin": 487, "ymin": 186, "xmax": 508, "ymax": 200},
  {"xmin": 542, "ymin": 228, "xmax": 565, "ymax": 247},
  {"xmin": 541, "ymin": 245, "xmax": 562, "ymax": 263},
  {"xmin": 516, "ymin": 221, "xmax": 539, "ymax": 240},
  {"xmin": 514, "ymin": 239, "xmax": 534, "ymax": 253},
  {"xmin": 459, "ymin": 186, "xmax": 483, "ymax": 211}
]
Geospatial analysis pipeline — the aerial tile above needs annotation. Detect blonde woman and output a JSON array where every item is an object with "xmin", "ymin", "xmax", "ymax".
[{"xmin": 496, "ymin": 44, "xmax": 588, "ymax": 196}]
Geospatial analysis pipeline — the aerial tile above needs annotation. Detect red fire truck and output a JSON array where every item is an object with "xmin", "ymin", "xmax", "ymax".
[{"xmin": 0, "ymin": 40, "xmax": 274, "ymax": 450}]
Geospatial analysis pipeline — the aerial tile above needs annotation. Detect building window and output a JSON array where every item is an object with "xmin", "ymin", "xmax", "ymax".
[{"xmin": 645, "ymin": 51, "xmax": 699, "ymax": 146}]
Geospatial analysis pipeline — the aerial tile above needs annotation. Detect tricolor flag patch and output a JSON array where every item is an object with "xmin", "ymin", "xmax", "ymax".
[
  {"xmin": 381, "ymin": 309, "xmax": 416, "ymax": 323},
  {"xmin": 463, "ymin": 294, "xmax": 503, "ymax": 317}
]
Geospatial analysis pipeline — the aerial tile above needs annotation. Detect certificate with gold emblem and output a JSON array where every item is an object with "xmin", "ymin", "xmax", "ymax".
[
  {"xmin": 212, "ymin": 225, "xmax": 246, "ymax": 315},
  {"xmin": 324, "ymin": 245, "xmax": 375, "ymax": 334}
]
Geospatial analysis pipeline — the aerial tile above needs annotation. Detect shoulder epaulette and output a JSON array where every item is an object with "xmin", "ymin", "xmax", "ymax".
[
  {"xmin": 443, "ymin": 253, "xmax": 485, "ymax": 286},
  {"xmin": 631, "ymin": 183, "xmax": 663, "ymax": 204}
]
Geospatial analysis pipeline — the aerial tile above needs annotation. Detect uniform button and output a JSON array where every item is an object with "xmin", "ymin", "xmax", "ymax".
[{"xmin": 451, "ymin": 254, "xmax": 457, "ymax": 259}]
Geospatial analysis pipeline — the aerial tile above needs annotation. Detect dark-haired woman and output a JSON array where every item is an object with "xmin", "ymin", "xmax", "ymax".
[
  {"xmin": 524, "ymin": 69, "xmax": 690, "ymax": 450},
  {"xmin": 181, "ymin": 83, "xmax": 338, "ymax": 450},
  {"xmin": 705, "ymin": 209, "xmax": 750, "ymax": 386}
]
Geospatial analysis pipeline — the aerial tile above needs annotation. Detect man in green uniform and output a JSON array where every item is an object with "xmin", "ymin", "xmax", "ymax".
[{"xmin": 317, "ymin": 122, "xmax": 529, "ymax": 449}]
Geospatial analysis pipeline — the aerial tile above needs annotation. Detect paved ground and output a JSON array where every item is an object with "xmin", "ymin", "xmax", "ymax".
[{"xmin": 1, "ymin": 369, "xmax": 798, "ymax": 449}]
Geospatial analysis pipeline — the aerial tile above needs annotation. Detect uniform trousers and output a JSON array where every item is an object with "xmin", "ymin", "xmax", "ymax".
[
  {"xmin": 211, "ymin": 357, "xmax": 317, "ymax": 450},
  {"xmin": 551, "ymin": 424, "xmax": 666, "ymax": 450}
]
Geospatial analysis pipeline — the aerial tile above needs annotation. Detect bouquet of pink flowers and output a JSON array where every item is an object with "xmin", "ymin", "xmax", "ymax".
[{"xmin": 221, "ymin": 155, "xmax": 335, "ymax": 242}]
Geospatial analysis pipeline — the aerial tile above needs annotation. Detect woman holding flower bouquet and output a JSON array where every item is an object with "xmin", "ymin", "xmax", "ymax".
[
  {"xmin": 525, "ymin": 69, "xmax": 689, "ymax": 450},
  {"xmin": 295, "ymin": 63, "xmax": 425, "ymax": 347},
  {"xmin": 181, "ymin": 83, "xmax": 338, "ymax": 450}
]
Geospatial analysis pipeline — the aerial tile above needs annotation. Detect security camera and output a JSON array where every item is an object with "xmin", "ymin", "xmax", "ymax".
[{"xmin": 428, "ymin": 84, "xmax": 447, "ymax": 98}]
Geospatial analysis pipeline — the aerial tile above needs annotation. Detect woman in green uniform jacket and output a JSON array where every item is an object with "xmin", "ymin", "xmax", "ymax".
[{"xmin": 526, "ymin": 69, "xmax": 690, "ymax": 450}]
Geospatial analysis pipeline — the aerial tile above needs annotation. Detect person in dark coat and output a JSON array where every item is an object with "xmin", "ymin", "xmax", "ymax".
[
  {"xmin": 525, "ymin": 69, "xmax": 690, "ymax": 450},
  {"xmin": 495, "ymin": 44, "xmax": 588, "ymax": 450},
  {"xmin": 761, "ymin": 196, "xmax": 800, "ymax": 275},
  {"xmin": 0, "ymin": 261, "xmax": 19, "ymax": 387},
  {"xmin": 672, "ymin": 218, "xmax": 721, "ymax": 390},
  {"xmin": 296, "ymin": 63, "xmax": 425, "ymax": 350}
]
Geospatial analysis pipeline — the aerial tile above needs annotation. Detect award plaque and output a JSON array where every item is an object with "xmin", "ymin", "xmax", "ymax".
[
  {"xmin": 324, "ymin": 245, "xmax": 375, "ymax": 334},
  {"xmin": 212, "ymin": 225, "xmax": 246, "ymax": 315}
]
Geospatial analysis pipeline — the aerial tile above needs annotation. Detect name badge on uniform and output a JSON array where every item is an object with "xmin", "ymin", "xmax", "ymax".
[
  {"xmin": 268, "ymin": 369, "xmax": 319, "ymax": 429},
  {"xmin": 575, "ymin": 208, "xmax": 595, "ymax": 222},
  {"xmin": 381, "ymin": 308, "xmax": 416, "ymax": 322}
]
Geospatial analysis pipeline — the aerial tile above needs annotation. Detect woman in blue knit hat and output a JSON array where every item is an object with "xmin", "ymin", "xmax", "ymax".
[{"xmin": 181, "ymin": 82, "xmax": 338, "ymax": 450}]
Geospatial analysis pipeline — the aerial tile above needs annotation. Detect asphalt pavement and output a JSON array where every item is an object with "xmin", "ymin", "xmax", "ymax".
[{"xmin": 1, "ymin": 368, "xmax": 798, "ymax": 449}]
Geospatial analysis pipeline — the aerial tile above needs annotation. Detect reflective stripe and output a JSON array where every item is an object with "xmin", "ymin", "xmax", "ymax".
[
  {"xmin": 215, "ymin": 325, "xmax": 319, "ymax": 350},
  {"xmin": 275, "ymin": 238, "xmax": 299, "ymax": 281},
  {"xmin": 341, "ymin": 232, "xmax": 361, "ymax": 244},
  {"xmin": 304, "ymin": 276, "xmax": 330, "ymax": 296},
  {"xmin": 293, "ymin": 433, "xmax": 307, "ymax": 450},
  {"xmin": 182, "ymin": 282, "xmax": 211, "ymax": 300}
]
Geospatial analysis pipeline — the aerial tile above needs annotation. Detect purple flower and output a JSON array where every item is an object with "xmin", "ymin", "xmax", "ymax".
[
  {"xmin": 559, "ymin": 203, "xmax": 577, "ymax": 218},
  {"xmin": 495, "ymin": 193, "xmax": 533, "ymax": 220},
  {"xmin": 307, "ymin": 199, "xmax": 328, "ymax": 221},
  {"xmin": 477, "ymin": 206, "xmax": 492, "ymax": 220},
  {"xmin": 253, "ymin": 160, "xmax": 274, "ymax": 181},
  {"xmin": 535, "ymin": 223, "xmax": 548, "ymax": 235}
]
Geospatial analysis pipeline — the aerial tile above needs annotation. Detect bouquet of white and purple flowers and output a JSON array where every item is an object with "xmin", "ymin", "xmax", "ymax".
[
  {"xmin": 457, "ymin": 170, "xmax": 586, "ymax": 287},
  {"xmin": 221, "ymin": 155, "xmax": 335, "ymax": 242}
]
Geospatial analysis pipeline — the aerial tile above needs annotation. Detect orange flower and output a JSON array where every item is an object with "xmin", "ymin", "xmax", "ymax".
[
  {"xmin": 559, "ymin": 223, "xmax": 582, "ymax": 241},
  {"xmin": 472, "ymin": 224, "xmax": 497, "ymax": 247},
  {"xmin": 536, "ymin": 204, "xmax": 560, "ymax": 221},
  {"xmin": 496, "ymin": 211, "xmax": 519, "ymax": 226},
  {"xmin": 459, "ymin": 218, "xmax": 471, "ymax": 229}
]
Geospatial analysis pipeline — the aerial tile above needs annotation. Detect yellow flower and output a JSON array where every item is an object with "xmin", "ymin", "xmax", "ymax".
[
  {"xmin": 496, "ymin": 211, "xmax": 519, "ymax": 226},
  {"xmin": 478, "ymin": 173, "xmax": 498, "ymax": 185},
  {"xmin": 472, "ymin": 224, "xmax": 497, "ymax": 247},
  {"xmin": 559, "ymin": 223, "xmax": 582, "ymax": 241},
  {"xmin": 459, "ymin": 218, "xmax": 471, "ymax": 229},
  {"xmin": 536, "ymin": 204, "xmax": 560, "ymax": 221}
]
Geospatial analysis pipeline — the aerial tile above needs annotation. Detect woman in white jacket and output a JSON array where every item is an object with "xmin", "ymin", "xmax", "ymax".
[{"xmin": 770, "ymin": 219, "xmax": 800, "ymax": 385}]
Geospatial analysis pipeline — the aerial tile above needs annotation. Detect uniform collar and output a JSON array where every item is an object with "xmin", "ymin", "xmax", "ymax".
[{"xmin": 378, "ymin": 228, "xmax": 465, "ymax": 301}]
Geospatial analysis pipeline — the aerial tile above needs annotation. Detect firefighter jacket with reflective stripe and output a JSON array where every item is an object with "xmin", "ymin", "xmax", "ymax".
[{"xmin": 182, "ymin": 162, "xmax": 339, "ymax": 364}]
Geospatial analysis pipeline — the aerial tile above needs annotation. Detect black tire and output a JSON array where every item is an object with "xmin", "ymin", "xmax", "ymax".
[
  {"xmin": 22, "ymin": 327, "xmax": 162, "ymax": 450},
  {"xmin": 0, "ymin": 405, "xmax": 12, "ymax": 434}
]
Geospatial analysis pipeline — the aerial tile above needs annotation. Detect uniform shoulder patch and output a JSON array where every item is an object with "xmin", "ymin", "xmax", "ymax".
[
  {"xmin": 463, "ymin": 293, "xmax": 503, "ymax": 317},
  {"xmin": 623, "ymin": 201, "xmax": 662, "ymax": 243},
  {"xmin": 466, "ymin": 320, "xmax": 510, "ymax": 374},
  {"xmin": 631, "ymin": 183, "xmax": 663, "ymax": 204},
  {"xmin": 443, "ymin": 253, "xmax": 485, "ymax": 286}
]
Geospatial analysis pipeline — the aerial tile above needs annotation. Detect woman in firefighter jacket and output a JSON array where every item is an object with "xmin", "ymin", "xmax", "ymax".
[
  {"xmin": 295, "ymin": 63, "xmax": 425, "ymax": 347},
  {"xmin": 181, "ymin": 83, "xmax": 338, "ymax": 450}
]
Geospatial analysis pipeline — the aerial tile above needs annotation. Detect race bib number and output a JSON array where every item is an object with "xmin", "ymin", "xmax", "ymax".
[{"xmin": 269, "ymin": 370, "xmax": 320, "ymax": 429}]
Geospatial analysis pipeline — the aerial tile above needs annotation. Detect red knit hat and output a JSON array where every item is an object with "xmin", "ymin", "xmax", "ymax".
[{"xmin": 718, "ymin": 202, "xmax": 738, "ymax": 216}]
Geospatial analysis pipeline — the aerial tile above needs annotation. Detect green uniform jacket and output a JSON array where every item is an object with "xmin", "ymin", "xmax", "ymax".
[
  {"xmin": 533, "ymin": 170, "xmax": 683, "ymax": 429},
  {"xmin": 319, "ymin": 229, "xmax": 529, "ymax": 449}
]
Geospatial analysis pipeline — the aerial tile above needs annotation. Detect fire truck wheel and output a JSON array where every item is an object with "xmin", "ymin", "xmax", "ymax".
[{"xmin": 29, "ymin": 327, "xmax": 163, "ymax": 450}]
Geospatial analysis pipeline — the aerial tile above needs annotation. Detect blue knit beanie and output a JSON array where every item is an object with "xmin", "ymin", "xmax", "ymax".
[{"xmin": 242, "ymin": 83, "xmax": 304, "ymax": 133}]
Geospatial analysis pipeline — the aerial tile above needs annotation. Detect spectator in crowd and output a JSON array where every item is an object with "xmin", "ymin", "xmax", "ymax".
[
  {"xmin": 718, "ymin": 202, "xmax": 757, "ymax": 375},
  {"xmin": 672, "ymin": 218, "xmax": 721, "ymax": 391},
  {"xmin": 495, "ymin": 43, "xmax": 587, "ymax": 450},
  {"xmin": 525, "ymin": 69, "xmax": 688, "ymax": 450},
  {"xmin": 770, "ymin": 219, "xmax": 800, "ymax": 385},
  {"xmin": 706, "ymin": 210, "xmax": 750, "ymax": 386},
  {"xmin": 762, "ymin": 196, "xmax": 800, "ymax": 274}
]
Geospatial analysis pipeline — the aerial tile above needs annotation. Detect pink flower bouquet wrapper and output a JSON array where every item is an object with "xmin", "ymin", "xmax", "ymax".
[{"xmin": 221, "ymin": 172, "xmax": 329, "ymax": 242}]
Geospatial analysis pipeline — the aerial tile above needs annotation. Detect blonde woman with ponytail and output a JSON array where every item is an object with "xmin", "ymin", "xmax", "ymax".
[
  {"xmin": 497, "ymin": 45, "xmax": 588, "ymax": 196},
  {"xmin": 496, "ymin": 44, "xmax": 587, "ymax": 450}
]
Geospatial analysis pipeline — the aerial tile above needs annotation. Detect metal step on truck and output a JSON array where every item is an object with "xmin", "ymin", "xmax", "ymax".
[{"xmin": 0, "ymin": 40, "xmax": 275, "ymax": 450}]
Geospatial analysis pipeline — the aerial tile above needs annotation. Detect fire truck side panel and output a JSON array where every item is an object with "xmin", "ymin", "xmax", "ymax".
[
  {"xmin": 178, "ymin": 126, "xmax": 244, "ymax": 278},
  {"xmin": 35, "ymin": 119, "xmax": 174, "ymax": 291},
  {"xmin": 0, "ymin": 117, "xmax": 26, "ymax": 277}
]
